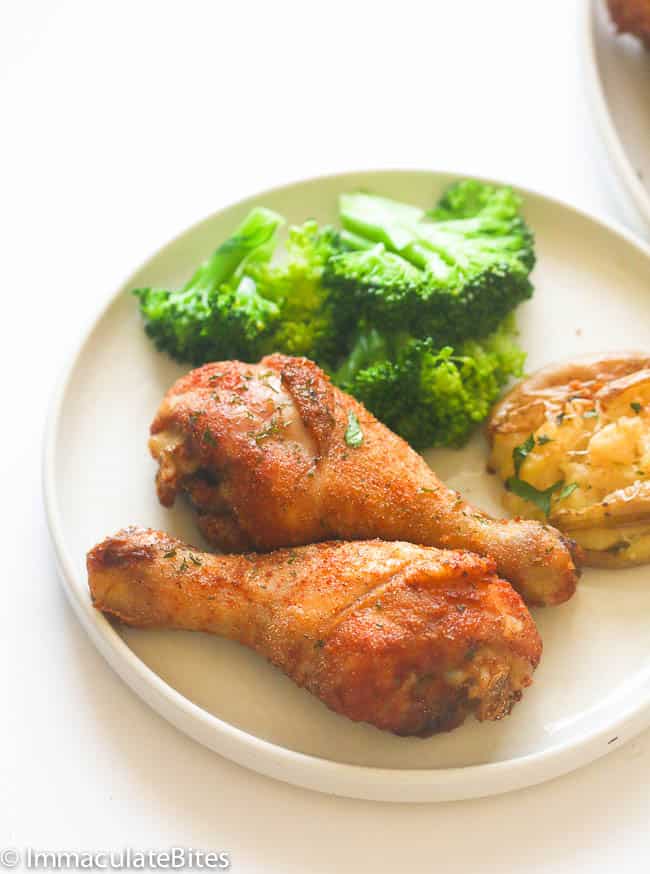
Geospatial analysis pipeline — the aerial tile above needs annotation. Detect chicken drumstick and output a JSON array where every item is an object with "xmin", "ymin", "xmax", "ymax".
[
  {"xmin": 88, "ymin": 527, "xmax": 541, "ymax": 736},
  {"xmin": 150, "ymin": 355, "xmax": 580, "ymax": 606}
]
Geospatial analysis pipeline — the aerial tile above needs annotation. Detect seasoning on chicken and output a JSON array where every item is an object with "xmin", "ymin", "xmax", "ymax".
[
  {"xmin": 149, "ymin": 355, "xmax": 580, "ymax": 606},
  {"xmin": 88, "ymin": 527, "xmax": 542, "ymax": 736}
]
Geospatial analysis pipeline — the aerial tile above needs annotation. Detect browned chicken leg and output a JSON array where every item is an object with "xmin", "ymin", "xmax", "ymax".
[
  {"xmin": 88, "ymin": 527, "xmax": 542, "ymax": 736},
  {"xmin": 607, "ymin": 0, "xmax": 650, "ymax": 49},
  {"xmin": 149, "ymin": 356, "xmax": 580, "ymax": 606}
]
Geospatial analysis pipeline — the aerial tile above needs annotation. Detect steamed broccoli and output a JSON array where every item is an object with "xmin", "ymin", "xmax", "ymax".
[
  {"xmin": 134, "ymin": 210, "xmax": 341, "ymax": 365},
  {"xmin": 324, "ymin": 180, "xmax": 534, "ymax": 345},
  {"xmin": 251, "ymin": 221, "xmax": 347, "ymax": 363},
  {"xmin": 134, "ymin": 207, "xmax": 283, "ymax": 364},
  {"xmin": 133, "ymin": 179, "xmax": 535, "ymax": 449},
  {"xmin": 335, "ymin": 317, "xmax": 525, "ymax": 449}
]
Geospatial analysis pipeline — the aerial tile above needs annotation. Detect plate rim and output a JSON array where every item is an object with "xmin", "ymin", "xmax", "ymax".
[
  {"xmin": 583, "ymin": 0, "xmax": 650, "ymax": 227},
  {"xmin": 43, "ymin": 167, "xmax": 650, "ymax": 802}
]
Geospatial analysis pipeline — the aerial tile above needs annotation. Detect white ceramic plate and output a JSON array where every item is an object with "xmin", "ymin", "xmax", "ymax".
[
  {"xmin": 585, "ymin": 0, "xmax": 650, "ymax": 226},
  {"xmin": 44, "ymin": 170, "xmax": 650, "ymax": 803}
]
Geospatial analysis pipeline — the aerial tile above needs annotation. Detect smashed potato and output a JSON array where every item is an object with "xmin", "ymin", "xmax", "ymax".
[{"xmin": 488, "ymin": 353, "xmax": 650, "ymax": 568}]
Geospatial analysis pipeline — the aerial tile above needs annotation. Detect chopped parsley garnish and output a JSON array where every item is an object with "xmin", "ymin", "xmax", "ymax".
[
  {"xmin": 203, "ymin": 428, "xmax": 217, "ymax": 446},
  {"xmin": 537, "ymin": 435, "xmax": 552, "ymax": 446},
  {"xmin": 163, "ymin": 549, "xmax": 177, "ymax": 559},
  {"xmin": 344, "ymin": 411, "xmax": 364, "ymax": 448},
  {"xmin": 558, "ymin": 482, "xmax": 578, "ymax": 500},
  {"xmin": 508, "ymin": 436, "xmax": 576, "ymax": 515},
  {"xmin": 506, "ymin": 476, "xmax": 565, "ymax": 516},
  {"xmin": 189, "ymin": 554, "xmax": 202, "ymax": 566},
  {"xmin": 582, "ymin": 410, "xmax": 598, "ymax": 419},
  {"xmin": 258, "ymin": 371, "xmax": 279, "ymax": 392},
  {"xmin": 513, "ymin": 434, "xmax": 535, "ymax": 477},
  {"xmin": 179, "ymin": 558, "xmax": 189, "ymax": 572},
  {"xmin": 253, "ymin": 417, "xmax": 284, "ymax": 444},
  {"xmin": 631, "ymin": 402, "xmax": 642, "ymax": 414}
]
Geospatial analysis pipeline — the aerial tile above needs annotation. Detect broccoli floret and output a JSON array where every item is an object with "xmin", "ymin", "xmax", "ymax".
[
  {"xmin": 334, "ymin": 317, "xmax": 525, "ymax": 449},
  {"xmin": 252, "ymin": 221, "xmax": 345, "ymax": 363},
  {"xmin": 134, "ymin": 207, "xmax": 283, "ymax": 364},
  {"xmin": 134, "ymin": 210, "xmax": 342, "ymax": 365},
  {"xmin": 324, "ymin": 180, "xmax": 535, "ymax": 345}
]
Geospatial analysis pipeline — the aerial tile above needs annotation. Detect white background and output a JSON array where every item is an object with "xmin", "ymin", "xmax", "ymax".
[{"xmin": 2, "ymin": 1, "xmax": 649, "ymax": 870}]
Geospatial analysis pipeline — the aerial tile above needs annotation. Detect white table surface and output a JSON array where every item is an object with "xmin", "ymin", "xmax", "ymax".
[{"xmin": 2, "ymin": 0, "xmax": 649, "ymax": 870}]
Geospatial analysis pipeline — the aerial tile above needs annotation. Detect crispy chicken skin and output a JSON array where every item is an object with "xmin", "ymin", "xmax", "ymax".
[
  {"xmin": 149, "ymin": 356, "xmax": 580, "ymax": 606},
  {"xmin": 88, "ymin": 527, "xmax": 542, "ymax": 736},
  {"xmin": 608, "ymin": 0, "xmax": 650, "ymax": 48}
]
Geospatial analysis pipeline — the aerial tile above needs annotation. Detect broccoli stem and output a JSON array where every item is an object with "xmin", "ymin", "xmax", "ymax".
[
  {"xmin": 334, "ymin": 328, "xmax": 391, "ymax": 385},
  {"xmin": 337, "ymin": 229, "xmax": 376, "ymax": 251},
  {"xmin": 339, "ymin": 193, "xmax": 449, "ymax": 278},
  {"xmin": 185, "ymin": 206, "xmax": 283, "ymax": 291}
]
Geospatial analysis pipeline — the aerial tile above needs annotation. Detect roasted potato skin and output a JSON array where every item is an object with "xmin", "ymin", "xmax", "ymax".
[
  {"xmin": 488, "ymin": 352, "xmax": 650, "ymax": 568},
  {"xmin": 488, "ymin": 352, "xmax": 650, "ymax": 439},
  {"xmin": 607, "ymin": 0, "xmax": 650, "ymax": 48}
]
